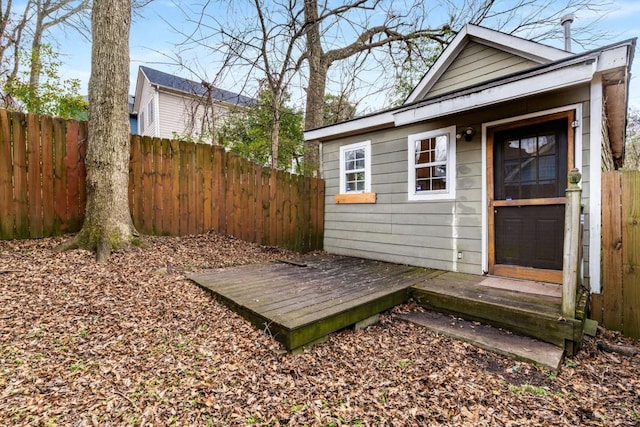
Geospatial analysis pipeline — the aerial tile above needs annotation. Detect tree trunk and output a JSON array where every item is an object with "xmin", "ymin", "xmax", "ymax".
[
  {"xmin": 28, "ymin": 15, "xmax": 44, "ymax": 93},
  {"xmin": 302, "ymin": 0, "xmax": 324, "ymax": 174},
  {"xmin": 58, "ymin": 0, "xmax": 136, "ymax": 262},
  {"xmin": 271, "ymin": 106, "xmax": 280, "ymax": 169}
]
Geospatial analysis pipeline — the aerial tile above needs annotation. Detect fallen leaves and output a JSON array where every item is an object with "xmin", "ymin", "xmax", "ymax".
[{"xmin": 0, "ymin": 232, "xmax": 639, "ymax": 426}]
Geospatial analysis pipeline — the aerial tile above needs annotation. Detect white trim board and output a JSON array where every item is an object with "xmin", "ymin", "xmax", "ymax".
[
  {"xmin": 589, "ymin": 77, "xmax": 603, "ymax": 294},
  {"xmin": 395, "ymin": 61, "xmax": 595, "ymax": 127}
]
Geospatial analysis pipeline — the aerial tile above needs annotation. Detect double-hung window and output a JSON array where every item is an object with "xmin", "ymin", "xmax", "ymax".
[
  {"xmin": 408, "ymin": 126, "xmax": 456, "ymax": 200},
  {"xmin": 339, "ymin": 141, "xmax": 371, "ymax": 194}
]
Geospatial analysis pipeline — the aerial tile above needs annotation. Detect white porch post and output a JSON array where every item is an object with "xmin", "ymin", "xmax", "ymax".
[{"xmin": 563, "ymin": 168, "xmax": 582, "ymax": 319}]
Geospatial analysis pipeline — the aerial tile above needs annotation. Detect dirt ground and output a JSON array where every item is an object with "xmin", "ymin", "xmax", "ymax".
[{"xmin": 1, "ymin": 233, "xmax": 638, "ymax": 426}]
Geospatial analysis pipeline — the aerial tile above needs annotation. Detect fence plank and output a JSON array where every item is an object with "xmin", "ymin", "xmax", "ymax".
[
  {"xmin": 141, "ymin": 136, "xmax": 154, "ymax": 234},
  {"xmin": 186, "ymin": 143, "xmax": 197, "ymax": 235},
  {"xmin": 65, "ymin": 120, "xmax": 81, "ymax": 231},
  {"xmin": 27, "ymin": 114, "xmax": 43, "ymax": 237},
  {"xmin": 226, "ymin": 154, "xmax": 236, "ymax": 238},
  {"xmin": 260, "ymin": 168, "xmax": 270, "ymax": 245},
  {"xmin": 153, "ymin": 138, "xmax": 163, "ymax": 235},
  {"xmin": 0, "ymin": 110, "xmax": 13, "ymax": 238},
  {"xmin": 242, "ymin": 158, "xmax": 253, "ymax": 242},
  {"xmin": 622, "ymin": 172, "xmax": 640, "ymax": 338},
  {"xmin": 269, "ymin": 169, "xmax": 277, "ymax": 246},
  {"xmin": 161, "ymin": 138, "xmax": 173, "ymax": 235},
  {"xmin": 170, "ymin": 140, "xmax": 181, "ymax": 236},
  {"xmin": 77, "ymin": 121, "xmax": 87, "ymax": 225},
  {"xmin": 41, "ymin": 116, "xmax": 55, "ymax": 235},
  {"xmin": 130, "ymin": 135, "xmax": 143, "ymax": 231},
  {"xmin": 194, "ymin": 143, "xmax": 205, "ymax": 234},
  {"xmin": 602, "ymin": 172, "xmax": 623, "ymax": 330},
  {"xmin": 40, "ymin": 118, "xmax": 55, "ymax": 234},
  {"xmin": 53, "ymin": 118, "xmax": 67, "ymax": 233},
  {"xmin": 12, "ymin": 113, "xmax": 29, "ymax": 238},
  {"xmin": 202, "ymin": 145, "xmax": 213, "ymax": 232}
]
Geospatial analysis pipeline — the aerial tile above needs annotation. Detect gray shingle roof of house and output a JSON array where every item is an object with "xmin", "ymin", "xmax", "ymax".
[{"xmin": 140, "ymin": 66, "xmax": 255, "ymax": 107}]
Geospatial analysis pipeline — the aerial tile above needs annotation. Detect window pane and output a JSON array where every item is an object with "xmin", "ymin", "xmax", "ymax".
[
  {"xmin": 345, "ymin": 148, "xmax": 366, "ymax": 172},
  {"xmin": 346, "ymin": 172, "xmax": 365, "ymax": 192},
  {"xmin": 415, "ymin": 165, "xmax": 447, "ymax": 192},
  {"xmin": 505, "ymin": 140, "xmax": 521, "ymax": 160},
  {"xmin": 522, "ymin": 137, "xmax": 537, "ymax": 154},
  {"xmin": 538, "ymin": 155, "xmax": 556, "ymax": 180},
  {"xmin": 538, "ymin": 134, "xmax": 555, "ymax": 153},
  {"xmin": 345, "ymin": 150, "xmax": 355, "ymax": 161},
  {"xmin": 435, "ymin": 135, "xmax": 447, "ymax": 162}
]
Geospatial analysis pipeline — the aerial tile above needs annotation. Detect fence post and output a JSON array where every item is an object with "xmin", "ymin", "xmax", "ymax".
[{"xmin": 562, "ymin": 168, "xmax": 582, "ymax": 319}]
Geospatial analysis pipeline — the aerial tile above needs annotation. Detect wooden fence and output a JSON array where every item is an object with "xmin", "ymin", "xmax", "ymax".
[
  {"xmin": 0, "ymin": 110, "xmax": 324, "ymax": 252},
  {"xmin": 591, "ymin": 171, "xmax": 640, "ymax": 338}
]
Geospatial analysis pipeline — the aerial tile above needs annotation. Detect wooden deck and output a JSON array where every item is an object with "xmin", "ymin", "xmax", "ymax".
[
  {"xmin": 189, "ymin": 256, "xmax": 587, "ymax": 353},
  {"xmin": 188, "ymin": 255, "xmax": 440, "ymax": 350}
]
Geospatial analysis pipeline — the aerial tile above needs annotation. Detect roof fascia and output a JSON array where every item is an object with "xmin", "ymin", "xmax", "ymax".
[
  {"xmin": 467, "ymin": 25, "xmax": 570, "ymax": 63},
  {"xmin": 304, "ymin": 110, "xmax": 395, "ymax": 142},
  {"xmin": 132, "ymin": 67, "xmax": 149, "ymax": 112},
  {"xmin": 396, "ymin": 41, "xmax": 632, "ymax": 126},
  {"xmin": 155, "ymin": 85, "xmax": 248, "ymax": 110}
]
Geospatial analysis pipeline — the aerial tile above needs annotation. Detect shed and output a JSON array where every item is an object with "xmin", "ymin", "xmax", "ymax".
[{"xmin": 304, "ymin": 24, "xmax": 635, "ymax": 296}]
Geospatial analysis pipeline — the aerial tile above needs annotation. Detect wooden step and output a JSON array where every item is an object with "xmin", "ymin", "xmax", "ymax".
[
  {"xmin": 409, "ymin": 274, "xmax": 586, "ymax": 351},
  {"xmin": 399, "ymin": 311, "xmax": 565, "ymax": 371}
]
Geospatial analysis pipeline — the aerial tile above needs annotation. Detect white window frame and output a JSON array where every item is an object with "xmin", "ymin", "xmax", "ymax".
[
  {"xmin": 139, "ymin": 111, "xmax": 145, "ymax": 133},
  {"xmin": 407, "ymin": 126, "xmax": 456, "ymax": 201},
  {"xmin": 339, "ymin": 140, "xmax": 371, "ymax": 194},
  {"xmin": 147, "ymin": 100, "xmax": 155, "ymax": 125}
]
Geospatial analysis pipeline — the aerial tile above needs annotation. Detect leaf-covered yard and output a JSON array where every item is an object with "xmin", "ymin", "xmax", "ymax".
[{"xmin": 1, "ymin": 234, "xmax": 638, "ymax": 426}]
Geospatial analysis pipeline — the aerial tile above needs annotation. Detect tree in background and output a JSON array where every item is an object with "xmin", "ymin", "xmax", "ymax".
[
  {"xmin": 323, "ymin": 93, "xmax": 357, "ymax": 126},
  {"xmin": 59, "ymin": 0, "xmax": 136, "ymax": 262},
  {"xmin": 624, "ymin": 108, "xmax": 640, "ymax": 170},
  {"xmin": 3, "ymin": 44, "xmax": 88, "ymax": 118},
  {"xmin": 0, "ymin": 1, "xmax": 90, "ymax": 107},
  {"xmin": 218, "ymin": 89, "xmax": 304, "ymax": 172},
  {"xmin": 179, "ymin": 0, "xmax": 611, "ymax": 174}
]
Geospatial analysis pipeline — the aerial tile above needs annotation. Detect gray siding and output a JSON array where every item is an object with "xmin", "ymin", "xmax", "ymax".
[
  {"xmin": 426, "ymin": 42, "xmax": 538, "ymax": 98},
  {"xmin": 321, "ymin": 85, "xmax": 592, "ymax": 282}
]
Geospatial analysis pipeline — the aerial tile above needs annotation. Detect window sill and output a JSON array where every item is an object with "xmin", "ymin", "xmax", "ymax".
[
  {"xmin": 407, "ymin": 191, "xmax": 455, "ymax": 201},
  {"xmin": 335, "ymin": 193, "xmax": 377, "ymax": 204}
]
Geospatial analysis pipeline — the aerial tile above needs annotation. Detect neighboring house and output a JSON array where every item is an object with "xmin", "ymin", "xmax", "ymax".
[
  {"xmin": 304, "ymin": 24, "xmax": 635, "ymax": 297},
  {"xmin": 132, "ymin": 66, "xmax": 254, "ymax": 140}
]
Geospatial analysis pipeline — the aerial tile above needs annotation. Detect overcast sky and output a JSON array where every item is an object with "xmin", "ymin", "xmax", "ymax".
[{"xmin": 52, "ymin": 0, "xmax": 640, "ymax": 112}]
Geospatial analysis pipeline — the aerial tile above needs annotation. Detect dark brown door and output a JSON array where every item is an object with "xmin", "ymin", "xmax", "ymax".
[{"xmin": 488, "ymin": 112, "xmax": 574, "ymax": 283}]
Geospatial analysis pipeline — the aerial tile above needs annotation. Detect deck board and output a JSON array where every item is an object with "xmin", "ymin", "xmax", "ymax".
[{"xmin": 189, "ymin": 255, "xmax": 434, "ymax": 349}]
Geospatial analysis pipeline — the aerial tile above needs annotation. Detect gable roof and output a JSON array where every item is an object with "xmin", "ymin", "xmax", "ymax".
[
  {"xmin": 138, "ymin": 66, "xmax": 255, "ymax": 108},
  {"xmin": 304, "ymin": 37, "xmax": 635, "ymax": 143},
  {"xmin": 405, "ymin": 24, "xmax": 572, "ymax": 103}
]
